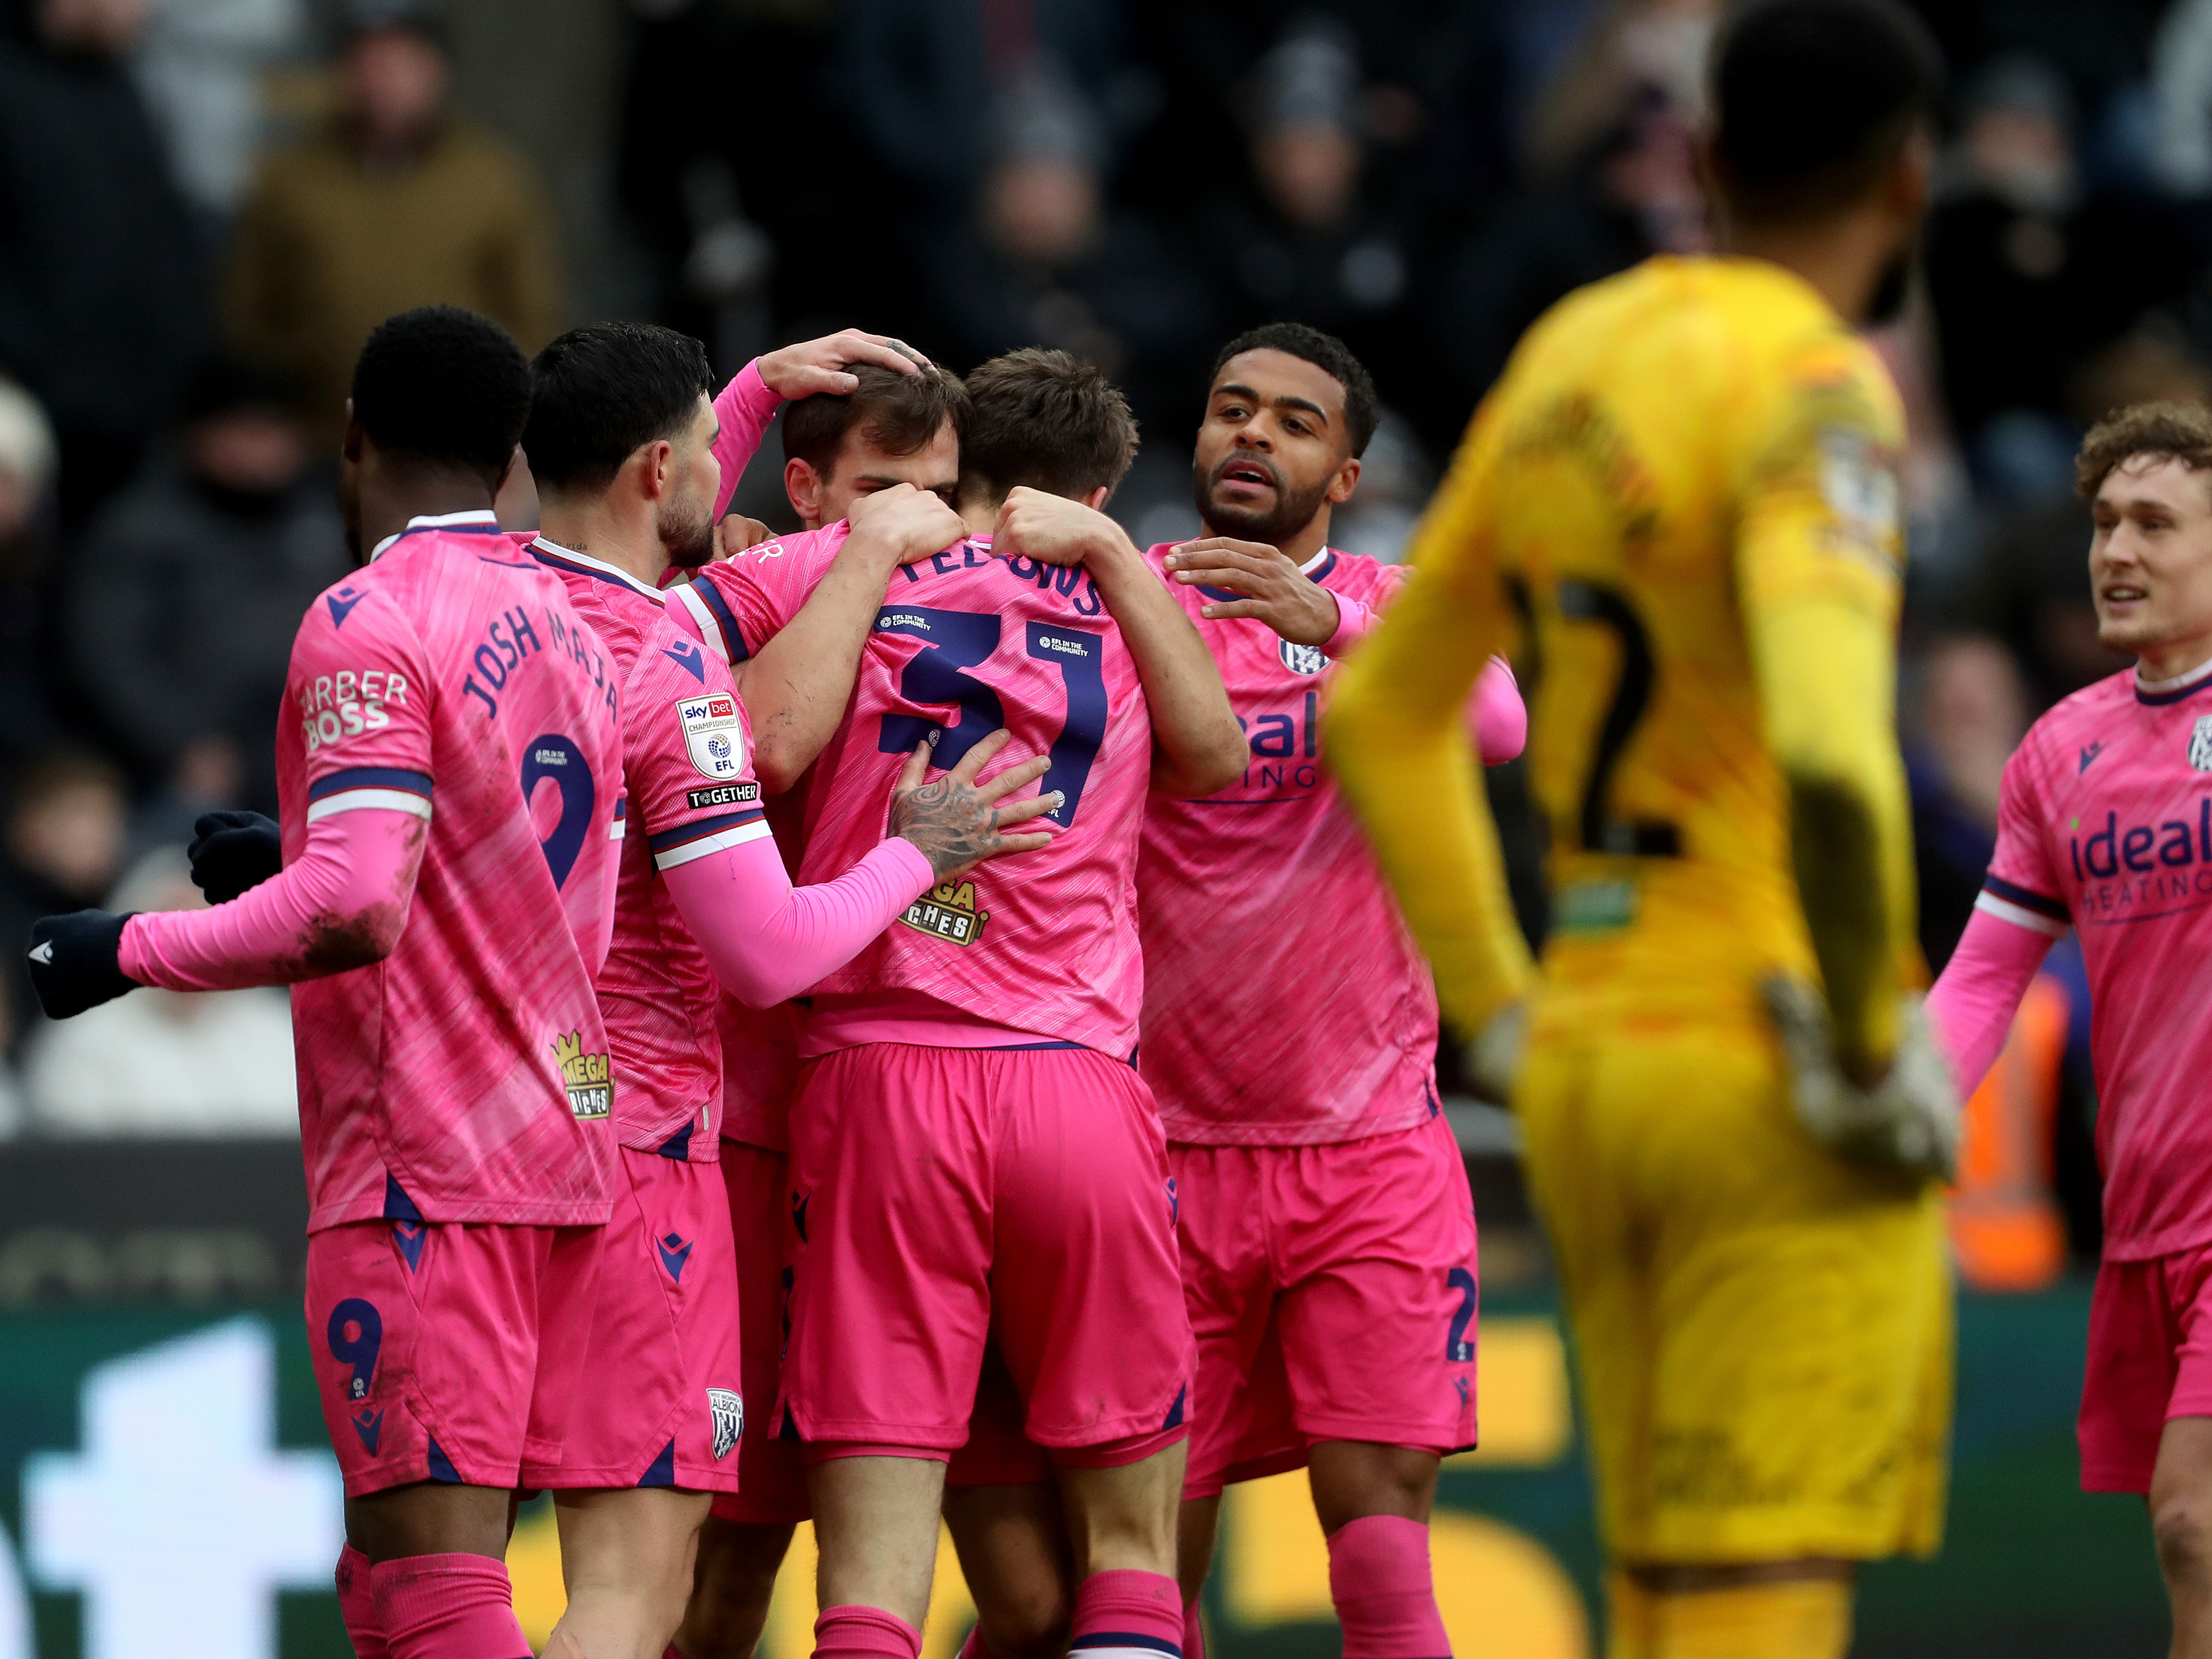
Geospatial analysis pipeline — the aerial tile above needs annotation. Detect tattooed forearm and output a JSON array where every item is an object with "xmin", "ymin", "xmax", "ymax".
[{"xmin": 890, "ymin": 776, "xmax": 1004, "ymax": 881}]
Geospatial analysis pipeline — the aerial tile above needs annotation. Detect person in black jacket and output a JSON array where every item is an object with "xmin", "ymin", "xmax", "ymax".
[{"xmin": 0, "ymin": 0, "xmax": 206, "ymax": 529}]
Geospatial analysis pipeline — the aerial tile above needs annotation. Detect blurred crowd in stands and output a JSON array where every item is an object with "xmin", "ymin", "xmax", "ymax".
[{"xmin": 0, "ymin": 0, "xmax": 2191, "ymax": 1200}]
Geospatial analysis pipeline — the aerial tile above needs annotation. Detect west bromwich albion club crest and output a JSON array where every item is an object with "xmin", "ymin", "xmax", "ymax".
[
  {"xmin": 707, "ymin": 1388, "xmax": 742, "ymax": 1460},
  {"xmin": 1279, "ymin": 639, "xmax": 1328, "ymax": 676},
  {"xmin": 680, "ymin": 694, "xmax": 745, "ymax": 782},
  {"xmin": 2192, "ymin": 715, "xmax": 2212, "ymax": 774}
]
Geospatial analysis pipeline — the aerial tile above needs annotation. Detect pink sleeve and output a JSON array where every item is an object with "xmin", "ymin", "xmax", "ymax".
[
  {"xmin": 1926, "ymin": 906, "xmax": 2055, "ymax": 1097},
  {"xmin": 118, "ymin": 807, "xmax": 427, "ymax": 991},
  {"xmin": 662, "ymin": 830, "xmax": 935, "ymax": 1007},
  {"xmin": 712, "ymin": 362, "xmax": 784, "ymax": 521},
  {"xmin": 1322, "ymin": 592, "xmax": 1379, "ymax": 657},
  {"xmin": 1469, "ymin": 656, "xmax": 1527, "ymax": 765}
]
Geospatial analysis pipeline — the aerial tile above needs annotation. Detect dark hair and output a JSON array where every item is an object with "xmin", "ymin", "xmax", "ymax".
[
  {"xmin": 1709, "ymin": 0, "xmax": 1942, "ymax": 224},
  {"xmin": 960, "ymin": 349, "xmax": 1139, "ymax": 505},
  {"xmin": 180, "ymin": 355, "xmax": 302, "ymax": 426},
  {"xmin": 1208, "ymin": 322, "xmax": 1379, "ymax": 457},
  {"xmin": 782, "ymin": 363, "xmax": 970, "ymax": 480},
  {"xmin": 524, "ymin": 323, "xmax": 714, "ymax": 493},
  {"xmin": 350, "ymin": 306, "xmax": 531, "ymax": 485},
  {"xmin": 2076, "ymin": 402, "xmax": 2212, "ymax": 500}
]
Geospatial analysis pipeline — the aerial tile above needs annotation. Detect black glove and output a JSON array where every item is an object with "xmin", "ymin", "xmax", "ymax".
[
  {"xmin": 188, "ymin": 809, "xmax": 282, "ymax": 904},
  {"xmin": 27, "ymin": 910, "xmax": 138, "ymax": 1018}
]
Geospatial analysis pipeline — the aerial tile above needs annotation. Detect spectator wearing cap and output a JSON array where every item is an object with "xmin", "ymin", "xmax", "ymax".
[
  {"xmin": 0, "ymin": 0, "xmax": 207, "ymax": 529},
  {"xmin": 1924, "ymin": 55, "xmax": 2193, "ymax": 499},
  {"xmin": 62, "ymin": 357, "xmax": 348, "ymax": 819},
  {"xmin": 21, "ymin": 845, "xmax": 296, "ymax": 1137},
  {"xmin": 921, "ymin": 59, "xmax": 1214, "ymax": 436},
  {"xmin": 838, "ymin": 0, "xmax": 1130, "ymax": 209},
  {"xmin": 1198, "ymin": 23, "xmax": 1420, "ymax": 413},
  {"xmin": 224, "ymin": 0, "xmax": 562, "ymax": 447}
]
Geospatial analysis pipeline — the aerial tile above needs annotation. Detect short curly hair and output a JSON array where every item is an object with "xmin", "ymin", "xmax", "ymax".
[
  {"xmin": 1208, "ymin": 322, "xmax": 1378, "ymax": 457},
  {"xmin": 960, "ymin": 348, "xmax": 1139, "ymax": 506},
  {"xmin": 351, "ymin": 306, "xmax": 532, "ymax": 485},
  {"xmin": 2076, "ymin": 402, "xmax": 2212, "ymax": 501}
]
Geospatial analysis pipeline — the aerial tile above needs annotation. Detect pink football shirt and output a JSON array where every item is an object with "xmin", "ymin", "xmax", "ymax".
[
  {"xmin": 281, "ymin": 514, "xmax": 624, "ymax": 1231},
  {"xmin": 531, "ymin": 537, "xmax": 772, "ymax": 1161},
  {"xmin": 681, "ymin": 529, "xmax": 1153, "ymax": 1055},
  {"xmin": 1981, "ymin": 659, "xmax": 2212, "ymax": 1260},
  {"xmin": 1135, "ymin": 545, "xmax": 1441, "ymax": 1145}
]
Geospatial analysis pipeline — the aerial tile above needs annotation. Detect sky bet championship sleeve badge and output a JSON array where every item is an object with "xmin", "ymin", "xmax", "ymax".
[
  {"xmin": 679, "ymin": 693, "xmax": 745, "ymax": 782},
  {"xmin": 552, "ymin": 1031, "xmax": 612, "ymax": 1118}
]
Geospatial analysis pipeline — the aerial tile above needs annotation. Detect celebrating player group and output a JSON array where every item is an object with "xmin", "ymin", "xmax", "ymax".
[{"xmin": 27, "ymin": 0, "xmax": 2212, "ymax": 1655}]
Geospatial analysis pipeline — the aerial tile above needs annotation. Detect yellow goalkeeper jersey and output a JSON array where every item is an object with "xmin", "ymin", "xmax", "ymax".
[{"xmin": 1330, "ymin": 255, "xmax": 1919, "ymax": 1062}]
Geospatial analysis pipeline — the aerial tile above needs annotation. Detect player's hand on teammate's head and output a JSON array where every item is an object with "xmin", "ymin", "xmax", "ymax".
[
  {"xmin": 187, "ymin": 809, "xmax": 283, "ymax": 904},
  {"xmin": 989, "ymin": 485, "xmax": 1123, "ymax": 569},
  {"xmin": 26, "ymin": 910, "xmax": 139, "ymax": 1019},
  {"xmin": 889, "ymin": 728, "xmax": 1059, "ymax": 884},
  {"xmin": 754, "ymin": 329, "xmax": 927, "ymax": 400},
  {"xmin": 846, "ymin": 481, "xmax": 965, "ymax": 567},
  {"xmin": 711, "ymin": 513, "xmax": 775, "ymax": 562},
  {"xmin": 1164, "ymin": 537, "xmax": 1341, "ymax": 648},
  {"xmin": 1763, "ymin": 977, "xmax": 1961, "ymax": 1182}
]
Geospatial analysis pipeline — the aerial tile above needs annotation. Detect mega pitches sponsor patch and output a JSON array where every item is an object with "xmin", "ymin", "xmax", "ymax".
[
  {"xmin": 899, "ymin": 879, "xmax": 988, "ymax": 946},
  {"xmin": 551, "ymin": 1030, "xmax": 613, "ymax": 1118},
  {"xmin": 678, "ymin": 693, "xmax": 745, "ymax": 783}
]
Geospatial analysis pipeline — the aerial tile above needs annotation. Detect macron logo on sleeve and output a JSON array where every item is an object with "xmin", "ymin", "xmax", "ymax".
[
  {"xmin": 327, "ymin": 589, "xmax": 366, "ymax": 629},
  {"xmin": 663, "ymin": 639, "xmax": 705, "ymax": 682},
  {"xmin": 2080, "ymin": 741, "xmax": 2105, "ymax": 774}
]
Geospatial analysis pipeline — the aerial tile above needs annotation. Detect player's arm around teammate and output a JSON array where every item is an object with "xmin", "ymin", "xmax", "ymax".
[
  {"xmin": 694, "ymin": 331, "xmax": 946, "ymax": 791},
  {"xmin": 990, "ymin": 486, "xmax": 1248, "ymax": 797}
]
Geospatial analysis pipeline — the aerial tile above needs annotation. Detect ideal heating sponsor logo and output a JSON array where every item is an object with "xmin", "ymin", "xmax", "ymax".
[{"xmin": 2068, "ymin": 801, "xmax": 2212, "ymax": 921}]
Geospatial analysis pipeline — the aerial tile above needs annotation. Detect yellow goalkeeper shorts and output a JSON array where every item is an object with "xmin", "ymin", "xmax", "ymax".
[{"xmin": 1515, "ymin": 1008, "xmax": 1952, "ymax": 1564}]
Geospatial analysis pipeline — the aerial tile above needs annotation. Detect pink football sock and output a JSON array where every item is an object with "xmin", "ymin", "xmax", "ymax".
[
  {"xmin": 813, "ymin": 1605, "xmax": 923, "ymax": 1657},
  {"xmin": 1182, "ymin": 1598, "xmax": 1207, "ymax": 1659},
  {"xmin": 957, "ymin": 1628, "xmax": 990, "ymax": 1658},
  {"xmin": 335, "ymin": 1545, "xmax": 388, "ymax": 1658},
  {"xmin": 368, "ymin": 1553, "xmax": 531, "ymax": 1659},
  {"xmin": 1327, "ymin": 1515, "xmax": 1452, "ymax": 1657},
  {"xmin": 1069, "ymin": 1568, "xmax": 1184, "ymax": 1657}
]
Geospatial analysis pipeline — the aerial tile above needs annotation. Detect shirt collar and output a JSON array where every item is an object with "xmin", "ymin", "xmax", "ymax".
[
  {"xmin": 527, "ymin": 535, "xmax": 666, "ymax": 603},
  {"xmin": 2135, "ymin": 653, "xmax": 2212, "ymax": 703},
  {"xmin": 369, "ymin": 509, "xmax": 501, "ymax": 563}
]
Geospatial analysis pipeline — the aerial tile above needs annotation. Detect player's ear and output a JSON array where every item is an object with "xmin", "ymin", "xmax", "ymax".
[
  {"xmin": 785, "ymin": 456, "xmax": 823, "ymax": 523},
  {"xmin": 1327, "ymin": 456, "xmax": 1362, "ymax": 506},
  {"xmin": 1084, "ymin": 485, "xmax": 1110, "ymax": 511}
]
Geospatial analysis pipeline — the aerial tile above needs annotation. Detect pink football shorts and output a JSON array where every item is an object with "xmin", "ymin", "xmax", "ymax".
[
  {"xmin": 522, "ymin": 1145, "xmax": 743, "ymax": 1493},
  {"xmin": 782, "ymin": 1042, "xmax": 1194, "ymax": 1463},
  {"xmin": 711, "ymin": 1138, "xmax": 811, "ymax": 1524},
  {"xmin": 305, "ymin": 1216, "xmax": 602, "ymax": 1498},
  {"xmin": 1171, "ymin": 1113, "xmax": 1480, "ymax": 1499},
  {"xmin": 2080, "ymin": 1240, "xmax": 2212, "ymax": 1493}
]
